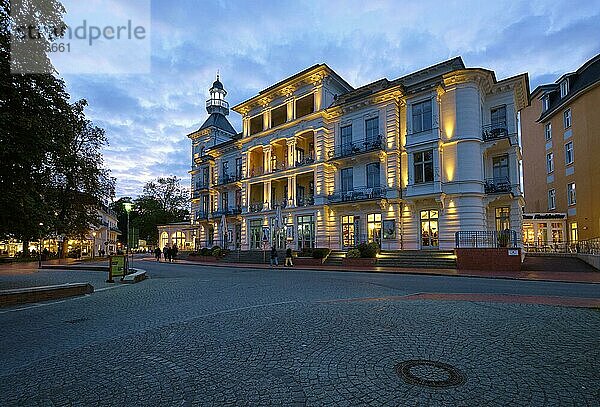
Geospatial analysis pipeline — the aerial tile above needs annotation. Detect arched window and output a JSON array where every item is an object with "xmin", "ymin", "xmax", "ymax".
[
  {"xmin": 171, "ymin": 231, "xmax": 185, "ymax": 248},
  {"xmin": 160, "ymin": 232, "xmax": 169, "ymax": 248}
]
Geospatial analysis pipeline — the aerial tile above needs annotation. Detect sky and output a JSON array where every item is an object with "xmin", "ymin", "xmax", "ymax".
[{"xmin": 57, "ymin": 0, "xmax": 600, "ymax": 198}]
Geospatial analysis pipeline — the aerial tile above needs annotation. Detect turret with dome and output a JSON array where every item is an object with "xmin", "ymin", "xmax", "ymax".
[{"xmin": 198, "ymin": 73, "xmax": 237, "ymax": 136}]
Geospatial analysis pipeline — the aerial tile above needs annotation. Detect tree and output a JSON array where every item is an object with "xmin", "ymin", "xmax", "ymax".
[{"xmin": 141, "ymin": 176, "xmax": 189, "ymax": 215}]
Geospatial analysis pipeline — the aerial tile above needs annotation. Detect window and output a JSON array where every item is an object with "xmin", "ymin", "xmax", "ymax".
[
  {"xmin": 567, "ymin": 182, "xmax": 576, "ymax": 205},
  {"xmin": 570, "ymin": 222, "xmax": 578, "ymax": 243},
  {"xmin": 420, "ymin": 210, "xmax": 439, "ymax": 248},
  {"xmin": 341, "ymin": 215, "xmax": 355, "ymax": 248},
  {"xmin": 365, "ymin": 117, "xmax": 379, "ymax": 142},
  {"xmin": 546, "ymin": 152, "xmax": 554, "ymax": 174},
  {"xmin": 551, "ymin": 222, "xmax": 564, "ymax": 243},
  {"xmin": 565, "ymin": 141, "xmax": 574, "ymax": 165},
  {"xmin": 249, "ymin": 114, "xmax": 264, "ymax": 135},
  {"xmin": 341, "ymin": 168, "xmax": 353, "ymax": 192},
  {"xmin": 414, "ymin": 150, "xmax": 434, "ymax": 183},
  {"xmin": 340, "ymin": 125, "xmax": 352, "ymax": 153},
  {"xmin": 366, "ymin": 162, "xmax": 380, "ymax": 188},
  {"xmin": 202, "ymin": 167, "xmax": 210, "ymax": 186},
  {"xmin": 412, "ymin": 99, "xmax": 432, "ymax": 133},
  {"xmin": 492, "ymin": 155, "xmax": 509, "ymax": 180},
  {"xmin": 235, "ymin": 157, "xmax": 242, "ymax": 178},
  {"xmin": 222, "ymin": 161, "xmax": 229, "ymax": 178},
  {"xmin": 490, "ymin": 105, "xmax": 507, "ymax": 128},
  {"xmin": 548, "ymin": 189, "xmax": 556, "ymax": 210},
  {"xmin": 563, "ymin": 109, "xmax": 571, "ymax": 129},
  {"xmin": 537, "ymin": 223, "xmax": 548, "ymax": 245},
  {"xmin": 542, "ymin": 95, "xmax": 549, "ymax": 112},
  {"xmin": 270, "ymin": 104, "xmax": 287, "ymax": 128},
  {"xmin": 295, "ymin": 93, "xmax": 315, "ymax": 119},
  {"xmin": 367, "ymin": 213, "xmax": 382, "ymax": 244},
  {"xmin": 495, "ymin": 207, "xmax": 510, "ymax": 232},
  {"xmin": 545, "ymin": 123, "xmax": 552, "ymax": 140},
  {"xmin": 221, "ymin": 192, "xmax": 228, "ymax": 211},
  {"xmin": 560, "ymin": 80, "xmax": 569, "ymax": 98},
  {"xmin": 202, "ymin": 195, "xmax": 209, "ymax": 215}
]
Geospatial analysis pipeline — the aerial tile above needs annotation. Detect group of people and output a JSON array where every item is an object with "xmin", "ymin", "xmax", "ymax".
[
  {"xmin": 270, "ymin": 246, "xmax": 294, "ymax": 267},
  {"xmin": 154, "ymin": 244, "xmax": 178, "ymax": 262}
]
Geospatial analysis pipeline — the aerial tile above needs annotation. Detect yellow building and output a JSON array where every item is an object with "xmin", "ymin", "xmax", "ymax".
[{"xmin": 521, "ymin": 53, "xmax": 600, "ymax": 245}]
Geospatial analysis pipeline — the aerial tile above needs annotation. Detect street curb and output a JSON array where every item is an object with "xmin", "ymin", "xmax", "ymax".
[
  {"xmin": 149, "ymin": 259, "xmax": 600, "ymax": 285},
  {"xmin": 122, "ymin": 268, "xmax": 147, "ymax": 284},
  {"xmin": 0, "ymin": 283, "xmax": 94, "ymax": 307},
  {"xmin": 40, "ymin": 265, "xmax": 108, "ymax": 272}
]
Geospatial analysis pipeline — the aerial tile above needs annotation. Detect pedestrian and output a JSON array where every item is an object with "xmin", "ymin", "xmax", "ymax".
[
  {"xmin": 163, "ymin": 245, "xmax": 169, "ymax": 262},
  {"xmin": 285, "ymin": 246, "xmax": 294, "ymax": 267},
  {"xmin": 167, "ymin": 246, "xmax": 173, "ymax": 262},
  {"xmin": 270, "ymin": 246, "xmax": 278, "ymax": 267},
  {"xmin": 154, "ymin": 247, "xmax": 161, "ymax": 262},
  {"xmin": 172, "ymin": 244, "xmax": 178, "ymax": 260}
]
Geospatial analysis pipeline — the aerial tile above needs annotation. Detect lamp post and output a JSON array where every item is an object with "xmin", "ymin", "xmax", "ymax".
[
  {"xmin": 38, "ymin": 222, "xmax": 44, "ymax": 269},
  {"xmin": 92, "ymin": 231, "xmax": 97, "ymax": 259},
  {"xmin": 123, "ymin": 202, "xmax": 134, "ymax": 274}
]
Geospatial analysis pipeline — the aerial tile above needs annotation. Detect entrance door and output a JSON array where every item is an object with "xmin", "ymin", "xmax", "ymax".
[
  {"xmin": 297, "ymin": 215, "xmax": 315, "ymax": 250},
  {"xmin": 341, "ymin": 215, "xmax": 355, "ymax": 248},
  {"xmin": 420, "ymin": 210, "xmax": 439, "ymax": 249}
]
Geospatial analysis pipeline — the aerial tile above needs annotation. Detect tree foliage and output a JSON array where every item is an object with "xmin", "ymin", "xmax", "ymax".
[{"xmin": 0, "ymin": 0, "xmax": 115, "ymax": 252}]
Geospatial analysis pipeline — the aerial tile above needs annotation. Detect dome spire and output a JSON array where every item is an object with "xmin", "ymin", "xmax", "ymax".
[{"xmin": 206, "ymin": 72, "xmax": 228, "ymax": 116}]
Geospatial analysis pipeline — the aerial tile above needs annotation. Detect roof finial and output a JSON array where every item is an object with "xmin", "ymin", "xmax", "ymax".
[{"xmin": 216, "ymin": 69, "xmax": 220, "ymax": 81}]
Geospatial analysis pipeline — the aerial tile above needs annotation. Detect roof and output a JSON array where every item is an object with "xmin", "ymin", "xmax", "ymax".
[
  {"xmin": 537, "ymin": 53, "xmax": 600, "ymax": 122},
  {"xmin": 211, "ymin": 78, "xmax": 224, "ymax": 90},
  {"xmin": 330, "ymin": 57, "xmax": 465, "ymax": 107},
  {"xmin": 198, "ymin": 113, "xmax": 237, "ymax": 135}
]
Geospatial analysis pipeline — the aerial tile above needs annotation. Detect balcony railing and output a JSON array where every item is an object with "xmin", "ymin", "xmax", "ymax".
[
  {"xmin": 213, "ymin": 206, "xmax": 242, "ymax": 217},
  {"xmin": 248, "ymin": 167, "xmax": 264, "ymax": 178},
  {"xmin": 194, "ymin": 181, "xmax": 210, "ymax": 191},
  {"xmin": 270, "ymin": 160, "xmax": 287, "ymax": 173},
  {"xmin": 296, "ymin": 196, "xmax": 315, "ymax": 207},
  {"xmin": 195, "ymin": 211, "xmax": 209, "ymax": 221},
  {"xmin": 296, "ymin": 155, "xmax": 315, "ymax": 167},
  {"xmin": 216, "ymin": 173, "xmax": 242, "ymax": 186},
  {"xmin": 328, "ymin": 186, "xmax": 386, "ymax": 203},
  {"xmin": 455, "ymin": 230, "xmax": 519, "ymax": 248},
  {"xmin": 249, "ymin": 203, "xmax": 263, "ymax": 213},
  {"xmin": 484, "ymin": 177, "xmax": 512, "ymax": 194},
  {"xmin": 327, "ymin": 135, "xmax": 384, "ymax": 160},
  {"xmin": 206, "ymin": 98, "xmax": 229, "ymax": 109},
  {"xmin": 482, "ymin": 121, "xmax": 509, "ymax": 141},
  {"xmin": 271, "ymin": 200, "xmax": 288, "ymax": 210}
]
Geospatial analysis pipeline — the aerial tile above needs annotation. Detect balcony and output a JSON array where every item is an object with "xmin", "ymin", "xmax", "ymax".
[
  {"xmin": 328, "ymin": 186, "xmax": 387, "ymax": 203},
  {"xmin": 296, "ymin": 196, "xmax": 315, "ymax": 207},
  {"xmin": 328, "ymin": 135, "xmax": 384, "ymax": 160},
  {"xmin": 295, "ymin": 155, "xmax": 315, "ymax": 167},
  {"xmin": 482, "ymin": 121, "xmax": 510, "ymax": 141},
  {"xmin": 213, "ymin": 206, "xmax": 242, "ymax": 217},
  {"xmin": 195, "ymin": 211, "xmax": 209, "ymax": 221},
  {"xmin": 249, "ymin": 203, "xmax": 264, "ymax": 213},
  {"xmin": 215, "ymin": 173, "xmax": 242, "ymax": 186},
  {"xmin": 206, "ymin": 98, "xmax": 229, "ymax": 110},
  {"xmin": 484, "ymin": 177, "xmax": 512, "ymax": 194}
]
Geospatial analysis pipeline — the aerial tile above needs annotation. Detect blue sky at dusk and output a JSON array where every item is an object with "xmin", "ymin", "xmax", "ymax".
[{"xmin": 59, "ymin": 0, "xmax": 600, "ymax": 198}]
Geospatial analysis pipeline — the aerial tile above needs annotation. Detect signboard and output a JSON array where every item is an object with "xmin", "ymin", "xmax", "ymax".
[
  {"xmin": 108, "ymin": 255, "xmax": 127, "ymax": 282},
  {"xmin": 383, "ymin": 220, "xmax": 396, "ymax": 239},
  {"xmin": 508, "ymin": 249, "xmax": 519, "ymax": 256},
  {"xmin": 262, "ymin": 226, "xmax": 270, "ymax": 242}
]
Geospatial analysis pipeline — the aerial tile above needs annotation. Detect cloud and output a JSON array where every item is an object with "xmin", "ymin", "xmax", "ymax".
[{"xmin": 60, "ymin": 0, "xmax": 600, "ymax": 197}]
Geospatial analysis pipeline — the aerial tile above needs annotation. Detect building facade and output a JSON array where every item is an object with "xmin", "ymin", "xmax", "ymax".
[
  {"xmin": 184, "ymin": 58, "xmax": 528, "ymax": 251},
  {"xmin": 521, "ymin": 54, "xmax": 600, "ymax": 245}
]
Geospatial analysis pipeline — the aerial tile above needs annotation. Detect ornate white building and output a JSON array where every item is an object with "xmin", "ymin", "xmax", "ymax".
[{"xmin": 183, "ymin": 57, "xmax": 528, "ymax": 251}]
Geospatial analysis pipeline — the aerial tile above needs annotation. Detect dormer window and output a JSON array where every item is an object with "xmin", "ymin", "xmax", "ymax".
[
  {"xmin": 560, "ymin": 80, "xmax": 569, "ymax": 98},
  {"xmin": 542, "ymin": 95, "xmax": 549, "ymax": 112}
]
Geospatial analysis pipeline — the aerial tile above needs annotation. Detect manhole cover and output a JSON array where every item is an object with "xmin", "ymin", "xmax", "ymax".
[{"xmin": 396, "ymin": 360, "xmax": 465, "ymax": 388}]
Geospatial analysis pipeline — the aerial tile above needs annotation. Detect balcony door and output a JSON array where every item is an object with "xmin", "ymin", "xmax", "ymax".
[{"xmin": 420, "ymin": 210, "xmax": 439, "ymax": 249}]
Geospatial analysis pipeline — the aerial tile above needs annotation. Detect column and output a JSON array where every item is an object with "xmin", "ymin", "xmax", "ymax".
[
  {"xmin": 263, "ymin": 145, "xmax": 272, "ymax": 174},
  {"xmin": 286, "ymin": 97, "xmax": 295, "ymax": 121},
  {"xmin": 264, "ymin": 180, "xmax": 271, "ymax": 210},
  {"xmin": 288, "ymin": 176, "xmax": 296, "ymax": 208},
  {"xmin": 263, "ymin": 109, "xmax": 271, "ymax": 131},
  {"xmin": 287, "ymin": 138, "xmax": 296, "ymax": 167}
]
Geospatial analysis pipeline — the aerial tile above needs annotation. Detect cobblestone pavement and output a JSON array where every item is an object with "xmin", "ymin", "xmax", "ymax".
[{"xmin": 1, "ymin": 262, "xmax": 599, "ymax": 406}]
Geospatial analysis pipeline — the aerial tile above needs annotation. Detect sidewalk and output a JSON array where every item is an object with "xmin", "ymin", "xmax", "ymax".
[
  {"xmin": 0, "ymin": 258, "xmax": 108, "ymax": 275},
  {"xmin": 162, "ymin": 258, "xmax": 600, "ymax": 284}
]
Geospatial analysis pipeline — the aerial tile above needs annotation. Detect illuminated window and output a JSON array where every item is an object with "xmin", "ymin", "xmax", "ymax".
[
  {"xmin": 567, "ymin": 183, "xmax": 576, "ymax": 205},
  {"xmin": 341, "ymin": 215, "xmax": 355, "ymax": 248},
  {"xmin": 171, "ymin": 231, "xmax": 185, "ymax": 248},
  {"xmin": 551, "ymin": 222, "xmax": 564, "ymax": 243},
  {"xmin": 367, "ymin": 213, "xmax": 382, "ymax": 244},
  {"xmin": 495, "ymin": 207, "xmax": 510, "ymax": 232},
  {"xmin": 545, "ymin": 123, "xmax": 552, "ymax": 140},
  {"xmin": 570, "ymin": 222, "xmax": 578, "ymax": 242}
]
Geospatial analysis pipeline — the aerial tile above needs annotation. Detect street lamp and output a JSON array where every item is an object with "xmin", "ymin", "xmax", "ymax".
[
  {"xmin": 92, "ymin": 231, "xmax": 97, "ymax": 259},
  {"xmin": 38, "ymin": 222, "xmax": 44, "ymax": 269},
  {"xmin": 123, "ymin": 202, "xmax": 134, "ymax": 274}
]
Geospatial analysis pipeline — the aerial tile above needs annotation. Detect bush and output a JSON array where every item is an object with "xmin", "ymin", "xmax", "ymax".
[
  {"xmin": 361, "ymin": 242, "xmax": 380, "ymax": 258},
  {"xmin": 312, "ymin": 248, "xmax": 331, "ymax": 259},
  {"xmin": 211, "ymin": 247, "xmax": 222, "ymax": 258},
  {"xmin": 200, "ymin": 247, "xmax": 210, "ymax": 256},
  {"xmin": 346, "ymin": 248, "xmax": 361, "ymax": 258}
]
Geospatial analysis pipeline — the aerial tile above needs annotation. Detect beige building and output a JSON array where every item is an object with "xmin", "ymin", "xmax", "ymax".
[
  {"xmin": 171, "ymin": 57, "xmax": 528, "ymax": 252},
  {"xmin": 521, "ymin": 54, "xmax": 600, "ymax": 245}
]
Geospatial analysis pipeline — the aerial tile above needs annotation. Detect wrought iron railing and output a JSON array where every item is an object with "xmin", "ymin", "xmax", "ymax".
[
  {"xmin": 296, "ymin": 155, "xmax": 315, "ymax": 167},
  {"xmin": 270, "ymin": 200, "xmax": 288, "ymax": 210},
  {"xmin": 248, "ymin": 203, "xmax": 263, "ymax": 213},
  {"xmin": 213, "ymin": 206, "xmax": 242, "ymax": 217},
  {"xmin": 455, "ymin": 230, "xmax": 518, "ymax": 248},
  {"xmin": 215, "ymin": 173, "xmax": 241, "ymax": 186},
  {"xmin": 524, "ymin": 237, "xmax": 600, "ymax": 255},
  {"xmin": 328, "ymin": 186, "xmax": 386, "ymax": 203},
  {"xmin": 327, "ymin": 135, "xmax": 384, "ymax": 160},
  {"xmin": 482, "ymin": 121, "xmax": 510, "ymax": 141},
  {"xmin": 270, "ymin": 160, "xmax": 287, "ymax": 173},
  {"xmin": 484, "ymin": 177, "xmax": 512, "ymax": 194},
  {"xmin": 296, "ymin": 196, "xmax": 315, "ymax": 207}
]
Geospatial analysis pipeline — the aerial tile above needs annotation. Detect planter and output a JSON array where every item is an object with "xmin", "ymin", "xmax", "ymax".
[
  {"xmin": 188, "ymin": 255, "xmax": 219, "ymax": 262},
  {"xmin": 455, "ymin": 248, "xmax": 521, "ymax": 271},
  {"xmin": 293, "ymin": 257, "xmax": 324, "ymax": 266},
  {"xmin": 342, "ymin": 257, "xmax": 377, "ymax": 267}
]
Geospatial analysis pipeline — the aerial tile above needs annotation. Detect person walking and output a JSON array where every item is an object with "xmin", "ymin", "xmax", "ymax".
[
  {"xmin": 172, "ymin": 244, "xmax": 178, "ymax": 260},
  {"xmin": 167, "ymin": 246, "xmax": 173, "ymax": 262},
  {"xmin": 270, "ymin": 246, "xmax": 278, "ymax": 267},
  {"xmin": 285, "ymin": 246, "xmax": 294, "ymax": 267},
  {"xmin": 163, "ymin": 246, "xmax": 169, "ymax": 262},
  {"xmin": 154, "ymin": 247, "xmax": 161, "ymax": 262}
]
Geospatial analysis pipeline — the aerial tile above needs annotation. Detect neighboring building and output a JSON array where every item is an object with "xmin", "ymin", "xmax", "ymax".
[
  {"xmin": 168, "ymin": 57, "xmax": 528, "ymax": 251},
  {"xmin": 91, "ymin": 206, "xmax": 121, "ymax": 256},
  {"xmin": 157, "ymin": 222, "xmax": 195, "ymax": 250},
  {"xmin": 521, "ymin": 54, "xmax": 600, "ymax": 245}
]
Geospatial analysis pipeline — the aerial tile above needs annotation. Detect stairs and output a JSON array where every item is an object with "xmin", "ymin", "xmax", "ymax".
[
  {"xmin": 323, "ymin": 250, "xmax": 345, "ymax": 266},
  {"xmin": 377, "ymin": 250, "xmax": 457, "ymax": 269},
  {"xmin": 220, "ymin": 250, "xmax": 287, "ymax": 264}
]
